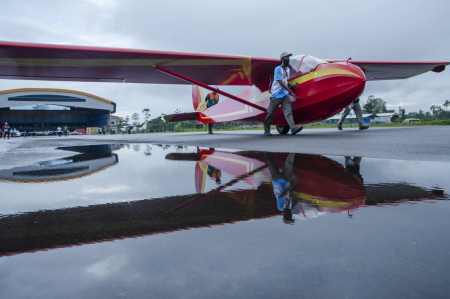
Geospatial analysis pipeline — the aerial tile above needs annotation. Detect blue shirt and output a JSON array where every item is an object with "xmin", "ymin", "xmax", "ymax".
[
  {"xmin": 271, "ymin": 66, "xmax": 290, "ymax": 98},
  {"xmin": 272, "ymin": 178, "xmax": 292, "ymax": 211}
]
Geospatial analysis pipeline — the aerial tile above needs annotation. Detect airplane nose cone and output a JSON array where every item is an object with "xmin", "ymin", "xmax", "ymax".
[{"xmin": 289, "ymin": 62, "xmax": 367, "ymax": 124}]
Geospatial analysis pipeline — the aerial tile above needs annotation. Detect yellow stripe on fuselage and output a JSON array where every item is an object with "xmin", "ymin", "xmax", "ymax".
[
  {"xmin": 291, "ymin": 191, "xmax": 359, "ymax": 208},
  {"xmin": 289, "ymin": 68, "xmax": 362, "ymax": 86}
]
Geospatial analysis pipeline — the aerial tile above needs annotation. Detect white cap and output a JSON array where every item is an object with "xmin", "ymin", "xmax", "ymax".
[{"xmin": 280, "ymin": 52, "xmax": 292, "ymax": 59}]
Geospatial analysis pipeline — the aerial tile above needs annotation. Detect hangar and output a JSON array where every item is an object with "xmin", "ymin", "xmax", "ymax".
[{"xmin": 0, "ymin": 88, "xmax": 116, "ymax": 132}]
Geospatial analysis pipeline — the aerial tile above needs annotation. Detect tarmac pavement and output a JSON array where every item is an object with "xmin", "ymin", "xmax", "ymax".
[{"xmin": 0, "ymin": 126, "xmax": 449, "ymax": 170}]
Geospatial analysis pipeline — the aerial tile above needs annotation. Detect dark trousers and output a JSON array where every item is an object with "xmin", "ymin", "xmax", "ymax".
[
  {"xmin": 338, "ymin": 102, "xmax": 364, "ymax": 127},
  {"xmin": 3, "ymin": 132, "xmax": 10, "ymax": 139},
  {"xmin": 263, "ymin": 96, "xmax": 296, "ymax": 133},
  {"xmin": 265, "ymin": 152, "xmax": 295, "ymax": 181},
  {"xmin": 208, "ymin": 123, "xmax": 214, "ymax": 132}
]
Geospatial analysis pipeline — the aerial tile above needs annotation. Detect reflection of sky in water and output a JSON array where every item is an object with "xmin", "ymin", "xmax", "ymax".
[
  {"xmin": 0, "ymin": 145, "xmax": 234, "ymax": 215},
  {"xmin": 0, "ymin": 145, "xmax": 448, "ymax": 216},
  {"xmin": 1, "ymin": 144, "xmax": 450, "ymax": 298},
  {"xmin": 1, "ymin": 202, "xmax": 450, "ymax": 299},
  {"xmin": 326, "ymin": 155, "xmax": 450, "ymax": 191}
]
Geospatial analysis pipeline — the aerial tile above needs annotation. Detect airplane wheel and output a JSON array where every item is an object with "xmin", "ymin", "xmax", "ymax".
[{"xmin": 276, "ymin": 126, "xmax": 289, "ymax": 134}]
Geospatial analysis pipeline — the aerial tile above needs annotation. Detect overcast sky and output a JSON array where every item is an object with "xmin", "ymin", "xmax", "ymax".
[{"xmin": 0, "ymin": 0, "xmax": 449, "ymax": 120}]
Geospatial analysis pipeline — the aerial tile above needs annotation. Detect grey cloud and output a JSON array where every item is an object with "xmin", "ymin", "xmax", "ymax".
[{"xmin": 0, "ymin": 0, "xmax": 449, "ymax": 118}]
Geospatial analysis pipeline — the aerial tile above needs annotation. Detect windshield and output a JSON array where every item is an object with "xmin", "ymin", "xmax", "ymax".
[{"xmin": 288, "ymin": 55, "xmax": 328, "ymax": 78}]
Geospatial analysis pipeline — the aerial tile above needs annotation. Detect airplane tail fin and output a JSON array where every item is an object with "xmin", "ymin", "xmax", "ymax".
[
  {"xmin": 192, "ymin": 85, "xmax": 207, "ymax": 111},
  {"xmin": 195, "ymin": 161, "xmax": 209, "ymax": 194}
]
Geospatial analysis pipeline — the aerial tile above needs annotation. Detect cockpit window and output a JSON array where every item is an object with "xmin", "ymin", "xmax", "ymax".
[{"xmin": 288, "ymin": 55, "xmax": 328, "ymax": 78}]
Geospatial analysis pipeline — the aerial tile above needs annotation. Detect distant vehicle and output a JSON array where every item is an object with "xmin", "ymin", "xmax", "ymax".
[
  {"xmin": 120, "ymin": 123, "xmax": 148, "ymax": 134},
  {"xmin": 120, "ymin": 125, "xmax": 134, "ymax": 134},
  {"xmin": 403, "ymin": 119, "xmax": 420, "ymax": 123}
]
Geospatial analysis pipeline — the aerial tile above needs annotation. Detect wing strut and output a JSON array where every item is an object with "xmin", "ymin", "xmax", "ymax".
[
  {"xmin": 162, "ymin": 162, "xmax": 269, "ymax": 218},
  {"xmin": 154, "ymin": 65, "xmax": 267, "ymax": 112}
]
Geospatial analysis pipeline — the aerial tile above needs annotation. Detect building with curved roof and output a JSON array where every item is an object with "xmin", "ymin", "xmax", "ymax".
[{"xmin": 0, "ymin": 88, "xmax": 117, "ymax": 132}]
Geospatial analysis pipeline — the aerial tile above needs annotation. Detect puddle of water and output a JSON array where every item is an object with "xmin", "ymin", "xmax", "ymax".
[{"xmin": 0, "ymin": 144, "xmax": 449, "ymax": 298}]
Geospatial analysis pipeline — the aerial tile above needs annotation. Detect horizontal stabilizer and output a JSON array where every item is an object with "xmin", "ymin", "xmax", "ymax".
[{"xmin": 164, "ymin": 112, "xmax": 199, "ymax": 122}]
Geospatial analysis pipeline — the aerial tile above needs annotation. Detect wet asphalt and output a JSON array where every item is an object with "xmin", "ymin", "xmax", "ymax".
[{"xmin": 0, "ymin": 126, "xmax": 449, "ymax": 170}]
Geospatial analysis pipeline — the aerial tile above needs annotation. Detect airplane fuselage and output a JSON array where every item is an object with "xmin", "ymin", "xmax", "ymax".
[{"xmin": 197, "ymin": 61, "xmax": 366, "ymax": 127}]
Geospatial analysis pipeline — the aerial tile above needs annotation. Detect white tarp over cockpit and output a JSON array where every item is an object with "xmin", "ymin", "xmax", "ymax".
[{"xmin": 288, "ymin": 55, "xmax": 329, "ymax": 78}]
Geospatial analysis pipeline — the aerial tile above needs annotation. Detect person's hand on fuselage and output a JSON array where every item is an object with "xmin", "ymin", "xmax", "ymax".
[{"xmin": 290, "ymin": 82, "xmax": 299, "ymax": 90}]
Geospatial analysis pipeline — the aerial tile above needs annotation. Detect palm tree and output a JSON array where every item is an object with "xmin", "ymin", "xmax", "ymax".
[
  {"xmin": 430, "ymin": 105, "xmax": 436, "ymax": 114},
  {"xmin": 443, "ymin": 100, "xmax": 450, "ymax": 111}
]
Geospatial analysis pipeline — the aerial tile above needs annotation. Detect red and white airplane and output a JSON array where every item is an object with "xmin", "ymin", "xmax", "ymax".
[{"xmin": 0, "ymin": 41, "xmax": 447, "ymax": 134}]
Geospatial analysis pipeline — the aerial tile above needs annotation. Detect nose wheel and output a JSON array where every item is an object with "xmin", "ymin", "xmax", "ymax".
[{"xmin": 276, "ymin": 126, "xmax": 290, "ymax": 134}]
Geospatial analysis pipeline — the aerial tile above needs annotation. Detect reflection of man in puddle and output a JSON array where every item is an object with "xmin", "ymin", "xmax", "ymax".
[
  {"xmin": 207, "ymin": 166, "xmax": 222, "ymax": 186},
  {"xmin": 265, "ymin": 152, "xmax": 297, "ymax": 224},
  {"xmin": 345, "ymin": 157, "xmax": 363, "ymax": 184}
]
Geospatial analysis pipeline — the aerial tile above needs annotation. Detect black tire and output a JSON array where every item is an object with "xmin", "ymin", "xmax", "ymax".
[{"xmin": 276, "ymin": 125, "xmax": 290, "ymax": 134}]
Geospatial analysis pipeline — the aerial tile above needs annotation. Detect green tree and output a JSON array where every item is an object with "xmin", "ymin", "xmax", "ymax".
[
  {"xmin": 430, "ymin": 105, "xmax": 436, "ymax": 114},
  {"xmin": 443, "ymin": 100, "xmax": 450, "ymax": 111},
  {"xmin": 399, "ymin": 108, "xmax": 406, "ymax": 121},
  {"xmin": 118, "ymin": 116, "xmax": 129, "ymax": 130},
  {"xmin": 131, "ymin": 113, "xmax": 140, "ymax": 126},
  {"xmin": 362, "ymin": 95, "xmax": 388, "ymax": 114},
  {"xmin": 142, "ymin": 108, "xmax": 151, "ymax": 120},
  {"xmin": 146, "ymin": 114, "xmax": 169, "ymax": 132},
  {"xmin": 430, "ymin": 105, "xmax": 443, "ymax": 118}
]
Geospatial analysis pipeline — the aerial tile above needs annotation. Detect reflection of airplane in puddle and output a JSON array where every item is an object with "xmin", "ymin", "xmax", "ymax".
[
  {"xmin": 167, "ymin": 149, "xmax": 445, "ymax": 220},
  {"xmin": 167, "ymin": 149, "xmax": 367, "ymax": 219},
  {"xmin": 0, "ymin": 148, "xmax": 445, "ymax": 258},
  {"xmin": 0, "ymin": 145, "xmax": 119, "ymax": 183}
]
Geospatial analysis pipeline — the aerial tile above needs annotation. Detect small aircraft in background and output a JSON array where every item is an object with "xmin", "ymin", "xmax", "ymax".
[
  {"xmin": 120, "ymin": 122, "xmax": 148, "ymax": 134},
  {"xmin": 0, "ymin": 41, "xmax": 447, "ymax": 134}
]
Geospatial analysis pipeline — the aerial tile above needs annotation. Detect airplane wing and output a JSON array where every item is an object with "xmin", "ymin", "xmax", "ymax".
[
  {"xmin": 327, "ymin": 60, "xmax": 449, "ymax": 80},
  {"xmin": 0, "ymin": 41, "xmax": 279, "ymax": 85},
  {"xmin": 0, "ymin": 41, "xmax": 447, "ymax": 84}
]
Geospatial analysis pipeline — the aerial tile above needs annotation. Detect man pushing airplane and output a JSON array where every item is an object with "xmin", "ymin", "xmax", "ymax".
[{"xmin": 264, "ymin": 52, "xmax": 303, "ymax": 136}]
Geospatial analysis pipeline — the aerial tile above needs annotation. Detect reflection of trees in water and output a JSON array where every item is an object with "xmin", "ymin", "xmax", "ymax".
[
  {"xmin": 132, "ymin": 144, "xmax": 141, "ymax": 152},
  {"xmin": 154, "ymin": 144, "xmax": 172, "ymax": 150},
  {"xmin": 144, "ymin": 145, "xmax": 152, "ymax": 156},
  {"xmin": 176, "ymin": 146, "xmax": 184, "ymax": 153}
]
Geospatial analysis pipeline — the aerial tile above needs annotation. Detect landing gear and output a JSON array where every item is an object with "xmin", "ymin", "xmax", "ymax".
[{"xmin": 276, "ymin": 126, "xmax": 289, "ymax": 134}]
